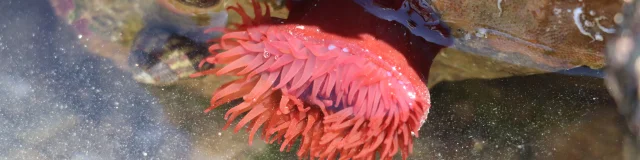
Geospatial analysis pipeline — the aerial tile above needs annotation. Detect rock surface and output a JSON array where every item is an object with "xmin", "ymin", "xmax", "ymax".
[{"xmin": 427, "ymin": 0, "xmax": 621, "ymax": 85}]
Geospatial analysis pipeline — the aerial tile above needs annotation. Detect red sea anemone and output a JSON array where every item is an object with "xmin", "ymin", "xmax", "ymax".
[{"xmin": 193, "ymin": 0, "xmax": 451, "ymax": 159}]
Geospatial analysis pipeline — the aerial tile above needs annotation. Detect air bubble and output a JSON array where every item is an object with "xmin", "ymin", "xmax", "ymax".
[
  {"xmin": 408, "ymin": 92, "xmax": 416, "ymax": 99},
  {"xmin": 263, "ymin": 51, "xmax": 271, "ymax": 58}
]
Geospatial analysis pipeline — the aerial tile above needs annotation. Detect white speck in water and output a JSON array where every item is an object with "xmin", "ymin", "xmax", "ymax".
[
  {"xmin": 392, "ymin": 66, "xmax": 397, "ymax": 71},
  {"xmin": 78, "ymin": 34, "xmax": 83, "ymax": 39},
  {"xmin": 594, "ymin": 32, "xmax": 603, "ymax": 41},
  {"xmin": 553, "ymin": 8, "xmax": 562, "ymax": 16},
  {"xmin": 378, "ymin": 56, "xmax": 382, "ymax": 59},
  {"xmin": 464, "ymin": 33, "xmax": 472, "ymax": 40},
  {"xmin": 342, "ymin": 48, "xmax": 349, "ymax": 52},
  {"xmin": 614, "ymin": 13, "xmax": 624, "ymax": 24},
  {"xmin": 142, "ymin": 152, "xmax": 148, "ymax": 156},
  {"xmin": 476, "ymin": 28, "xmax": 488, "ymax": 38},
  {"xmin": 328, "ymin": 44, "xmax": 337, "ymax": 50},
  {"xmin": 218, "ymin": 132, "xmax": 222, "ymax": 136},
  {"xmin": 296, "ymin": 25, "xmax": 305, "ymax": 29}
]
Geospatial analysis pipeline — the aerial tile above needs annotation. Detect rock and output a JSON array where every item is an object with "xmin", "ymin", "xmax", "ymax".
[{"xmin": 426, "ymin": 0, "xmax": 621, "ymax": 85}]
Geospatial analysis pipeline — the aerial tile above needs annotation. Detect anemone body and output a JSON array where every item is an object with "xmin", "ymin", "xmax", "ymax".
[{"xmin": 197, "ymin": 1, "xmax": 436, "ymax": 159}]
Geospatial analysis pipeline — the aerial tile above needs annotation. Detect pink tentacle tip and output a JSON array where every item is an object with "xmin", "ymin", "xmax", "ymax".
[
  {"xmin": 189, "ymin": 73, "xmax": 203, "ymax": 78},
  {"xmin": 203, "ymin": 106, "xmax": 215, "ymax": 113},
  {"xmin": 197, "ymin": 59, "xmax": 208, "ymax": 69},
  {"xmin": 205, "ymin": 56, "xmax": 217, "ymax": 64}
]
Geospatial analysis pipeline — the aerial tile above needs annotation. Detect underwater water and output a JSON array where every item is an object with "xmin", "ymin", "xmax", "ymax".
[
  {"xmin": 0, "ymin": 0, "xmax": 633, "ymax": 159},
  {"xmin": 0, "ymin": 1, "xmax": 190, "ymax": 159}
]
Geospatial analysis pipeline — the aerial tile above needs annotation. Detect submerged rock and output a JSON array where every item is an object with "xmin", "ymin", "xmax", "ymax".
[
  {"xmin": 425, "ymin": 0, "xmax": 621, "ymax": 85},
  {"xmin": 48, "ymin": 0, "xmax": 228, "ymax": 85}
]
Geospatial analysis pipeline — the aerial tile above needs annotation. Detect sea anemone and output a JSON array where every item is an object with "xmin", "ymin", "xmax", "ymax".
[{"xmin": 194, "ymin": 0, "xmax": 449, "ymax": 159}]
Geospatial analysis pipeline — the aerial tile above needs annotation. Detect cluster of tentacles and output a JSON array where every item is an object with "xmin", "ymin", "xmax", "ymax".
[{"xmin": 194, "ymin": 1, "xmax": 430, "ymax": 159}]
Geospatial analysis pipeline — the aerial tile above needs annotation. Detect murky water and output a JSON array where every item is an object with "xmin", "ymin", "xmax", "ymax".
[
  {"xmin": 0, "ymin": 0, "xmax": 631, "ymax": 159},
  {"xmin": 0, "ymin": 1, "xmax": 189, "ymax": 159}
]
